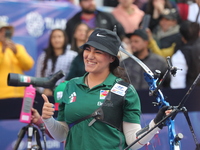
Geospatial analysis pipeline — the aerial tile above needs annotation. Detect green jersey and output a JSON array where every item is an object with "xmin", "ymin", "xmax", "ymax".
[{"xmin": 57, "ymin": 73, "xmax": 141, "ymax": 150}]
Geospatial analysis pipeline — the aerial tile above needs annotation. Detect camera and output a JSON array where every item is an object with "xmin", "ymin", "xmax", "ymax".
[
  {"xmin": 7, "ymin": 70, "xmax": 65, "ymax": 88},
  {"xmin": 5, "ymin": 29, "xmax": 12, "ymax": 39}
]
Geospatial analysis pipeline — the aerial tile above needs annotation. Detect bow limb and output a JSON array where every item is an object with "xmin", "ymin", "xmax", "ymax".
[{"xmin": 119, "ymin": 46, "xmax": 154, "ymax": 77}]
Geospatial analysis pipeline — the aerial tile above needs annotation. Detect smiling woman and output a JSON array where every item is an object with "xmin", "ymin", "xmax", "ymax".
[
  {"xmin": 83, "ymin": 46, "xmax": 115, "ymax": 88},
  {"xmin": 80, "ymin": 28, "xmax": 122, "ymax": 88},
  {"xmin": 32, "ymin": 28, "xmax": 171, "ymax": 150}
]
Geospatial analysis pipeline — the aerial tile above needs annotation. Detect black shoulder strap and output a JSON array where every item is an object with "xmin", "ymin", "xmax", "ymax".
[{"xmin": 68, "ymin": 80, "xmax": 129, "ymax": 131}]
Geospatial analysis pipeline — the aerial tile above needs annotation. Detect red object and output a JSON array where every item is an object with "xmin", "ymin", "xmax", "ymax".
[
  {"xmin": 177, "ymin": 3, "xmax": 189, "ymax": 20},
  {"xmin": 54, "ymin": 103, "xmax": 59, "ymax": 111}
]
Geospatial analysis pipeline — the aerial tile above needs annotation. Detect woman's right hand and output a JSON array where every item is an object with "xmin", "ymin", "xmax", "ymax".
[
  {"xmin": 31, "ymin": 108, "xmax": 41, "ymax": 124},
  {"xmin": 42, "ymin": 94, "xmax": 55, "ymax": 119}
]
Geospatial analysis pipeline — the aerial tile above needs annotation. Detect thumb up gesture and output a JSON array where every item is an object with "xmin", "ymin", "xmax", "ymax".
[{"xmin": 42, "ymin": 94, "xmax": 55, "ymax": 119}]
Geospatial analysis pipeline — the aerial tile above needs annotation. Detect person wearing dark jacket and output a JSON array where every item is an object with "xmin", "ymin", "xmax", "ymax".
[
  {"xmin": 152, "ymin": 8, "xmax": 183, "ymax": 53},
  {"xmin": 141, "ymin": 0, "xmax": 178, "ymax": 31},
  {"xmin": 65, "ymin": 51, "xmax": 85, "ymax": 80},
  {"xmin": 121, "ymin": 29, "xmax": 170, "ymax": 90},
  {"xmin": 170, "ymin": 21, "xmax": 200, "ymax": 89},
  {"xmin": 65, "ymin": 0, "xmax": 125, "ymax": 43}
]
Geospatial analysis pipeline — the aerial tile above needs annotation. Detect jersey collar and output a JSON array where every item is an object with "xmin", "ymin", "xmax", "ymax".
[{"xmin": 75, "ymin": 72, "xmax": 118, "ymax": 87}]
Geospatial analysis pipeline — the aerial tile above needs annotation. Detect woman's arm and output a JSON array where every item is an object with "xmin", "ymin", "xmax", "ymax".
[
  {"xmin": 123, "ymin": 120, "xmax": 160, "ymax": 149},
  {"xmin": 42, "ymin": 117, "xmax": 69, "ymax": 142},
  {"xmin": 31, "ymin": 94, "xmax": 69, "ymax": 142},
  {"xmin": 41, "ymin": 94, "xmax": 69, "ymax": 142},
  {"xmin": 124, "ymin": 106, "xmax": 172, "ymax": 149}
]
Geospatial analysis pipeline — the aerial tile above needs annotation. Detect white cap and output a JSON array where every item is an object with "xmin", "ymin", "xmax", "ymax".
[{"xmin": 0, "ymin": 21, "xmax": 13, "ymax": 30}]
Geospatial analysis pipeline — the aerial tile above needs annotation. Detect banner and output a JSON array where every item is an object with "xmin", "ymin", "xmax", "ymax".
[{"xmin": 0, "ymin": 0, "xmax": 80, "ymax": 76}]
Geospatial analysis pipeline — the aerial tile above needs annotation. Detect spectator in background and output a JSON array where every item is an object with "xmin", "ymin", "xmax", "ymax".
[
  {"xmin": 142, "ymin": 0, "xmax": 178, "ymax": 31},
  {"xmin": 0, "ymin": 21, "xmax": 34, "ymax": 99},
  {"xmin": 176, "ymin": 0, "xmax": 191, "ymax": 21},
  {"xmin": 70, "ymin": 23, "xmax": 89, "ymax": 53},
  {"xmin": 146, "ymin": 28, "xmax": 176, "ymax": 57},
  {"xmin": 65, "ymin": 0, "xmax": 125, "ymax": 43},
  {"xmin": 187, "ymin": 0, "xmax": 200, "ymax": 23},
  {"xmin": 103, "ymin": 0, "xmax": 119, "ymax": 7},
  {"xmin": 39, "ymin": 0, "xmax": 74, "ymax": 2},
  {"xmin": 118, "ymin": 35, "xmax": 132, "ymax": 61},
  {"xmin": 66, "ymin": 28, "xmax": 94, "ymax": 80},
  {"xmin": 174, "ymin": 0, "xmax": 200, "ymax": 22},
  {"xmin": 103, "ymin": 0, "xmax": 147, "ymax": 9},
  {"xmin": 152, "ymin": 8, "xmax": 182, "ymax": 56},
  {"xmin": 112, "ymin": 0, "xmax": 144, "ymax": 34},
  {"xmin": 36, "ymin": 29, "xmax": 77, "ymax": 96},
  {"xmin": 120, "ymin": 29, "xmax": 169, "ymax": 90},
  {"xmin": 170, "ymin": 21, "xmax": 200, "ymax": 89},
  {"xmin": 134, "ymin": 0, "xmax": 148, "ymax": 9}
]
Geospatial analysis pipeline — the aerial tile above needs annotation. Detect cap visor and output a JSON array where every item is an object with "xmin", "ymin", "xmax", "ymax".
[{"xmin": 80, "ymin": 41, "xmax": 117, "ymax": 57}]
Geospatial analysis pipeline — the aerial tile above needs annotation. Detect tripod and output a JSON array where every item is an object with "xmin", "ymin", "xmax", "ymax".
[
  {"xmin": 13, "ymin": 123, "xmax": 42, "ymax": 150},
  {"xmin": 8, "ymin": 71, "xmax": 65, "ymax": 150}
]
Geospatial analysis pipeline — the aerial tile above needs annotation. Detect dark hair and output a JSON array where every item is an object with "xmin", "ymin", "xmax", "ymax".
[
  {"xmin": 71, "ymin": 23, "xmax": 89, "ymax": 53},
  {"xmin": 110, "ymin": 59, "xmax": 128, "ymax": 82},
  {"xmin": 179, "ymin": 20, "xmax": 200, "ymax": 44},
  {"xmin": 41, "ymin": 29, "xmax": 68, "ymax": 77},
  {"xmin": 145, "ymin": 0, "xmax": 173, "ymax": 15}
]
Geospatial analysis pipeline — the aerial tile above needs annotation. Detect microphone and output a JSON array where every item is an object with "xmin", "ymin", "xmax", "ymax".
[
  {"xmin": 20, "ymin": 85, "xmax": 36, "ymax": 124},
  {"xmin": 7, "ymin": 70, "xmax": 65, "ymax": 88}
]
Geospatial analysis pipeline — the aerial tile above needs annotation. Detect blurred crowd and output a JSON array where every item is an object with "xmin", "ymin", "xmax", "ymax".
[{"xmin": 1, "ymin": 0, "xmax": 200, "ymax": 99}]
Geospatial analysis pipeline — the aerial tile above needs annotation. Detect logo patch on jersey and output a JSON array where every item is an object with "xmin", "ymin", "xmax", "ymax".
[
  {"xmin": 56, "ymin": 91, "xmax": 63, "ymax": 101},
  {"xmin": 97, "ymin": 101, "xmax": 103, "ymax": 106},
  {"xmin": 69, "ymin": 92, "xmax": 76, "ymax": 103},
  {"xmin": 100, "ymin": 90, "xmax": 109, "ymax": 99},
  {"xmin": 111, "ymin": 83, "xmax": 127, "ymax": 96}
]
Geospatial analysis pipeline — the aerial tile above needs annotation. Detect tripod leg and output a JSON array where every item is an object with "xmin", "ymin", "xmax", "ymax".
[
  {"xmin": 27, "ymin": 125, "xmax": 34, "ymax": 150},
  {"xmin": 182, "ymin": 107, "xmax": 200, "ymax": 148},
  {"xmin": 13, "ymin": 126, "xmax": 27, "ymax": 150},
  {"xmin": 33, "ymin": 126, "xmax": 43, "ymax": 150},
  {"xmin": 40, "ymin": 123, "xmax": 47, "ymax": 150}
]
